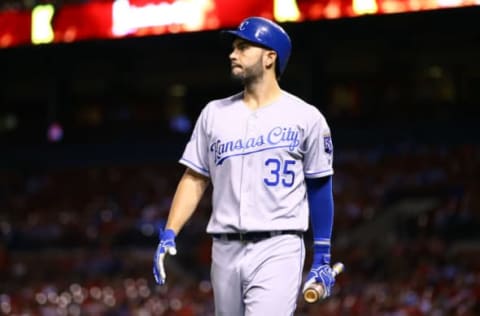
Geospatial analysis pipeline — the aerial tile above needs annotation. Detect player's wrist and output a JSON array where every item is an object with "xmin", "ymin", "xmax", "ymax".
[
  {"xmin": 312, "ymin": 243, "xmax": 331, "ymax": 265},
  {"xmin": 160, "ymin": 228, "xmax": 176, "ymax": 240}
]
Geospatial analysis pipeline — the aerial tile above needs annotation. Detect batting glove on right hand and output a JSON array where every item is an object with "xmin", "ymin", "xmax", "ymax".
[
  {"xmin": 153, "ymin": 228, "xmax": 177, "ymax": 285},
  {"xmin": 303, "ymin": 243, "xmax": 336, "ymax": 299},
  {"xmin": 303, "ymin": 264, "xmax": 336, "ymax": 298}
]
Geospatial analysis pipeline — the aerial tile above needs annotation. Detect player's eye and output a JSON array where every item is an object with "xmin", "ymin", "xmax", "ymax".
[{"xmin": 233, "ymin": 42, "xmax": 249, "ymax": 51}]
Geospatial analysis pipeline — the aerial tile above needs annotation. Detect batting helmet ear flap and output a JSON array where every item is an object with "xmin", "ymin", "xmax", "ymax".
[{"xmin": 221, "ymin": 17, "xmax": 292, "ymax": 77}]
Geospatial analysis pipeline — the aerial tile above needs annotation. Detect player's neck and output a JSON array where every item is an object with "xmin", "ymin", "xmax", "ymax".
[{"xmin": 243, "ymin": 76, "xmax": 282, "ymax": 110}]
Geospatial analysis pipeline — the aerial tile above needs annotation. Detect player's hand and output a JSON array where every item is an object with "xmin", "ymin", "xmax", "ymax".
[
  {"xmin": 303, "ymin": 264, "xmax": 336, "ymax": 299},
  {"xmin": 153, "ymin": 228, "xmax": 177, "ymax": 285},
  {"xmin": 303, "ymin": 244, "xmax": 336, "ymax": 299}
]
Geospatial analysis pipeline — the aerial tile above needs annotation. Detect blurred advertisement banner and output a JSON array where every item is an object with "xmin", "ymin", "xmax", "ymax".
[
  {"xmin": 0, "ymin": 0, "xmax": 477, "ymax": 48},
  {"xmin": 53, "ymin": 2, "xmax": 113, "ymax": 42},
  {"xmin": 0, "ymin": 11, "xmax": 31, "ymax": 48},
  {"xmin": 111, "ymin": 0, "xmax": 271, "ymax": 36}
]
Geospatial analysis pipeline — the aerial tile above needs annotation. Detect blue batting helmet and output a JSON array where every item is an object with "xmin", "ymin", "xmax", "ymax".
[{"xmin": 224, "ymin": 17, "xmax": 292, "ymax": 76}]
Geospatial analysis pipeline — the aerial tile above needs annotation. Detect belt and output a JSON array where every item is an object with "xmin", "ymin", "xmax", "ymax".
[{"xmin": 211, "ymin": 230, "xmax": 303, "ymax": 242}]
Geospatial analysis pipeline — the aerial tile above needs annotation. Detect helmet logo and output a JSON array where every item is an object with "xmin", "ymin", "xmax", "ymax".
[
  {"xmin": 255, "ymin": 26, "xmax": 268, "ymax": 40},
  {"xmin": 239, "ymin": 20, "xmax": 249, "ymax": 31}
]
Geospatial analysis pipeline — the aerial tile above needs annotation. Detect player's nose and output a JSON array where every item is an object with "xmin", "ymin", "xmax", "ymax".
[{"xmin": 229, "ymin": 49, "xmax": 238, "ymax": 61}]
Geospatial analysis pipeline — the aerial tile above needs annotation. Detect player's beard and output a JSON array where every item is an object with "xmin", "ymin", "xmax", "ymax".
[{"xmin": 230, "ymin": 57, "xmax": 264, "ymax": 86}]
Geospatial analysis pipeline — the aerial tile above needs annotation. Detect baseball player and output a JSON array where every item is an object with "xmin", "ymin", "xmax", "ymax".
[{"xmin": 153, "ymin": 17, "xmax": 339, "ymax": 315}]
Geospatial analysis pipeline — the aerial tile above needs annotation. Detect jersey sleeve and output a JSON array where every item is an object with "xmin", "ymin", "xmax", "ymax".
[
  {"xmin": 303, "ymin": 111, "xmax": 334, "ymax": 178},
  {"xmin": 179, "ymin": 107, "xmax": 210, "ymax": 177}
]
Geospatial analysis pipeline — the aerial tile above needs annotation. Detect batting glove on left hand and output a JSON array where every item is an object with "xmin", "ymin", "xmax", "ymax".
[{"xmin": 153, "ymin": 228, "xmax": 177, "ymax": 285}]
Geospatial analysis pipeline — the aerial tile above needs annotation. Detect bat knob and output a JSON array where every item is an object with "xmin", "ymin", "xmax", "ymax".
[
  {"xmin": 303, "ymin": 283, "xmax": 325, "ymax": 303},
  {"xmin": 303, "ymin": 262, "xmax": 344, "ymax": 303}
]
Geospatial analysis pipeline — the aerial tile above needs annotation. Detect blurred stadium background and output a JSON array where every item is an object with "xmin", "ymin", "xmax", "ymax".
[{"xmin": 0, "ymin": 1, "xmax": 479, "ymax": 315}]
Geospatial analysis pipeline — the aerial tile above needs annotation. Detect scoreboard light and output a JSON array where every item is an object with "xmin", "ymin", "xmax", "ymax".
[
  {"xmin": 353, "ymin": 0, "xmax": 379, "ymax": 14},
  {"xmin": 31, "ymin": 4, "xmax": 55, "ymax": 45},
  {"xmin": 274, "ymin": 0, "xmax": 302, "ymax": 22}
]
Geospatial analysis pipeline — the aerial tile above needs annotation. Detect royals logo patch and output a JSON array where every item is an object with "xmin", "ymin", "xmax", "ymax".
[{"xmin": 323, "ymin": 136, "xmax": 333, "ymax": 154}]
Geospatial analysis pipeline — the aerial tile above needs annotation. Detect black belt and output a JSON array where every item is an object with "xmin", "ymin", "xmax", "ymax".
[{"xmin": 211, "ymin": 230, "xmax": 302, "ymax": 242}]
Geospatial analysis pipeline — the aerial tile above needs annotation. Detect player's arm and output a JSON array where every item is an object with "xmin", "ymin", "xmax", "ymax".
[
  {"xmin": 165, "ymin": 167, "xmax": 210, "ymax": 234},
  {"xmin": 303, "ymin": 175, "xmax": 336, "ymax": 298},
  {"xmin": 307, "ymin": 175, "xmax": 333, "ymax": 261},
  {"xmin": 153, "ymin": 167, "xmax": 209, "ymax": 285}
]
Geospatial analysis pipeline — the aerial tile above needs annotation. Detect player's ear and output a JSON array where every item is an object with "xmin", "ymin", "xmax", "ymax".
[{"xmin": 264, "ymin": 50, "xmax": 277, "ymax": 71}]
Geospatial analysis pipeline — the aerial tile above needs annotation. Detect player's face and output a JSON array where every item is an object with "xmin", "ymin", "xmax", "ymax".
[{"xmin": 229, "ymin": 39, "xmax": 271, "ymax": 84}]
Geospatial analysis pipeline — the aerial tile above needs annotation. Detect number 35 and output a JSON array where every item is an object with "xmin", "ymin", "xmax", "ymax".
[{"xmin": 264, "ymin": 158, "xmax": 296, "ymax": 187}]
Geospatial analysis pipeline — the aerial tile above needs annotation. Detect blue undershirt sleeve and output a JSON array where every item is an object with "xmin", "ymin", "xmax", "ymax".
[{"xmin": 306, "ymin": 175, "xmax": 334, "ymax": 265}]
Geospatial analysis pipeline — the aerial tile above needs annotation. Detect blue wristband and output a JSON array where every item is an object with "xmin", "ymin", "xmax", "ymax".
[{"xmin": 160, "ymin": 228, "xmax": 176, "ymax": 240}]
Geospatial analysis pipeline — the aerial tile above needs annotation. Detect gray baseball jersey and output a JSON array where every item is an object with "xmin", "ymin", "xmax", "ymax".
[{"xmin": 179, "ymin": 90, "xmax": 333, "ymax": 233}]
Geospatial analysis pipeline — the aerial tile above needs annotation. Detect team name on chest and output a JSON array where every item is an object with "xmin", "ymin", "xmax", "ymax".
[{"xmin": 210, "ymin": 126, "xmax": 300, "ymax": 165}]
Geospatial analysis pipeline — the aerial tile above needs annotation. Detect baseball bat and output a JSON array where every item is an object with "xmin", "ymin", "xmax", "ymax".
[{"xmin": 303, "ymin": 262, "xmax": 344, "ymax": 303}]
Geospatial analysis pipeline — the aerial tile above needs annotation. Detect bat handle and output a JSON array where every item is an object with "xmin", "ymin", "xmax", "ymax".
[{"xmin": 303, "ymin": 262, "xmax": 344, "ymax": 304}]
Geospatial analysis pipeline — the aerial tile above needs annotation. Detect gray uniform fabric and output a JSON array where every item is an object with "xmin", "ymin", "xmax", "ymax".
[{"xmin": 179, "ymin": 90, "xmax": 333, "ymax": 315}]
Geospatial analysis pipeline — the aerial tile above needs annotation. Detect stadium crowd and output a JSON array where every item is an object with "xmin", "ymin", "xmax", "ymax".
[{"xmin": 0, "ymin": 142, "xmax": 478, "ymax": 315}]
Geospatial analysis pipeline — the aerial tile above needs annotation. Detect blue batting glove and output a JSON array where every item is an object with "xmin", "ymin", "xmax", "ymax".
[
  {"xmin": 303, "ymin": 242, "xmax": 335, "ymax": 298},
  {"xmin": 153, "ymin": 228, "xmax": 177, "ymax": 285}
]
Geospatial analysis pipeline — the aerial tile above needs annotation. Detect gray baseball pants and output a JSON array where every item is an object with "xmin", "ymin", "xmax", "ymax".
[{"xmin": 211, "ymin": 234, "xmax": 305, "ymax": 316}]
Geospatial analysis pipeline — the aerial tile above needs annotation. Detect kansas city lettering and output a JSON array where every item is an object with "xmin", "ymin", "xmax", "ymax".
[{"xmin": 210, "ymin": 126, "xmax": 300, "ymax": 164}]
